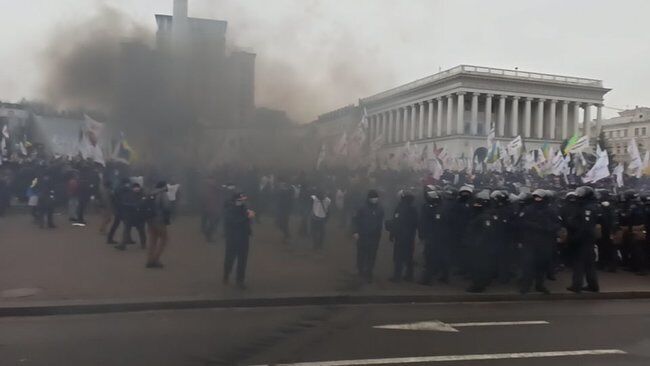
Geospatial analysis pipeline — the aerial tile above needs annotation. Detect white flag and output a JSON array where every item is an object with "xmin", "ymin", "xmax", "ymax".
[
  {"xmin": 582, "ymin": 145, "xmax": 610, "ymax": 183},
  {"xmin": 613, "ymin": 164, "xmax": 624, "ymax": 187},
  {"xmin": 316, "ymin": 144, "xmax": 327, "ymax": 170},
  {"xmin": 507, "ymin": 135, "xmax": 522, "ymax": 156},
  {"xmin": 627, "ymin": 137, "xmax": 643, "ymax": 177}
]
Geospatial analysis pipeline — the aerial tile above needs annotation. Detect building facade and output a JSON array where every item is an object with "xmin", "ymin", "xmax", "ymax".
[
  {"xmin": 359, "ymin": 65, "xmax": 610, "ymax": 158},
  {"xmin": 154, "ymin": 0, "xmax": 256, "ymax": 126},
  {"xmin": 601, "ymin": 107, "xmax": 650, "ymax": 162}
]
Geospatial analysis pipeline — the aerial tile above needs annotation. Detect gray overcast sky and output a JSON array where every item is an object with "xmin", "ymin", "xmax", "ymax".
[{"xmin": 1, "ymin": 0, "xmax": 649, "ymax": 121}]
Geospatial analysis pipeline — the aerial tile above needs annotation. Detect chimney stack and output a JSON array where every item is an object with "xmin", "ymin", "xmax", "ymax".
[{"xmin": 173, "ymin": 0, "xmax": 188, "ymax": 20}]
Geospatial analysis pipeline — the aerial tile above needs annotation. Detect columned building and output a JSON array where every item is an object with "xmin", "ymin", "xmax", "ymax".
[{"xmin": 360, "ymin": 65, "xmax": 610, "ymax": 157}]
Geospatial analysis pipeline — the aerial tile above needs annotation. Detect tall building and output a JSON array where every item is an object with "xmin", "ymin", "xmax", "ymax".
[
  {"xmin": 154, "ymin": 0, "xmax": 256, "ymax": 125},
  {"xmin": 358, "ymin": 65, "xmax": 610, "ymax": 158},
  {"xmin": 601, "ymin": 106, "xmax": 650, "ymax": 161}
]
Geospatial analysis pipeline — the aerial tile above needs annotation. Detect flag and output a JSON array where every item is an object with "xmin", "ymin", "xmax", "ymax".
[
  {"xmin": 627, "ymin": 137, "xmax": 643, "ymax": 177},
  {"xmin": 370, "ymin": 133, "xmax": 384, "ymax": 153},
  {"xmin": 112, "ymin": 132, "xmax": 135, "ymax": 164},
  {"xmin": 507, "ymin": 135, "xmax": 522, "ymax": 156},
  {"xmin": 582, "ymin": 145, "xmax": 610, "ymax": 183},
  {"xmin": 564, "ymin": 134, "xmax": 589, "ymax": 154},
  {"xmin": 487, "ymin": 123, "xmax": 495, "ymax": 148},
  {"xmin": 613, "ymin": 164, "xmax": 624, "ymax": 187},
  {"xmin": 79, "ymin": 115, "xmax": 106, "ymax": 165},
  {"xmin": 334, "ymin": 132, "xmax": 349, "ymax": 156},
  {"xmin": 316, "ymin": 144, "xmax": 327, "ymax": 170}
]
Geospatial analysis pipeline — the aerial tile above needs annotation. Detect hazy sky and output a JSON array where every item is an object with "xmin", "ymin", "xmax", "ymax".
[{"xmin": 1, "ymin": 0, "xmax": 649, "ymax": 121}]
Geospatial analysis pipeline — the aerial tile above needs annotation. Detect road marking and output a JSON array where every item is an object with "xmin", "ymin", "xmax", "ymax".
[
  {"xmin": 373, "ymin": 320, "xmax": 549, "ymax": 332},
  {"xmin": 251, "ymin": 349, "xmax": 626, "ymax": 366}
]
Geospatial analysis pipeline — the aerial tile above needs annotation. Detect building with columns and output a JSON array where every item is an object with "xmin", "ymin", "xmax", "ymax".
[{"xmin": 359, "ymin": 65, "xmax": 610, "ymax": 159}]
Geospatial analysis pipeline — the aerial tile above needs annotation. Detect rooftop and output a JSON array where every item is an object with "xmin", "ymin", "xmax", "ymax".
[{"xmin": 362, "ymin": 65, "xmax": 604, "ymax": 104}]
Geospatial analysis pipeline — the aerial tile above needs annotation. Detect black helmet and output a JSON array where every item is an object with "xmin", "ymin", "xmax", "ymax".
[
  {"xmin": 575, "ymin": 186, "xmax": 595, "ymax": 200},
  {"xmin": 367, "ymin": 189, "xmax": 379, "ymax": 199},
  {"xmin": 624, "ymin": 189, "xmax": 639, "ymax": 202},
  {"xmin": 474, "ymin": 189, "xmax": 491, "ymax": 206}
]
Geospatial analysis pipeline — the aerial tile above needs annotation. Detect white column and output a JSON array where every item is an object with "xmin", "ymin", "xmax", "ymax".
[
  {"xmin": 410, "ymin": 105, "xmax": 417, "ymax": 140},
  {"xmin": 561, "ymin": 101, "xmax": 569, "ymax": 139},
  {"xmin": 524, "ymin": 97, "xmax": 532, "ymax": 138},
  {"xmin": 456, "ymin": 92, "xmax": 465, "ymax": 135},
  {"xmin": 596, "ymin": 104, "xmax": 603, "ymax": 136},
  {"xmin": 436, "ymin": 98, "xmax": 443, "ymax": 137},
  {"xmin": 470, "ymin": 92, "xmax": 479, "ymax": 135},
  {"xmin": 511, "ymin": 96, "xmax": 520, "ymax": 137},
  {"xmin": 410, "ymin": 104, "xmax": 417, "ymax": 141},
  {"xmin": 446, "ymin": 95, "xmax": 454, "ymax": 136},
  {"xmin": 402, "ymin": 106, "xmax": 404, "ymax": 142},
  {"xmin": 549, "ymin": 100, "xmax": 557, "ymax": 140},
  {"xmin": 427, "ymin": 100, "xmax": 434, "ymax": 138},
  {"xmin": 498, "ymin": 95, "xmax": 506, "ymax": 137},
  {"xmin": 536, "ymin": 99, "xmax": 545, "ymax": 139},
  {"xmin": 583, "ymin": 103, "xmax": 592, "ymax": 138},
  {"xmin": 387, "ymin": 110, "xmax": 393, "ymax": 143},
  {"xmin": 416, "ymin": 103, "xmax": 423, "ymax": 139},
  {"xmin": 573, "ymin": 102, "xmax": 580, "ymax": 136},
  {"xmin": 485, "ymin": 94, "xmax": 493, "ymax": 135}
]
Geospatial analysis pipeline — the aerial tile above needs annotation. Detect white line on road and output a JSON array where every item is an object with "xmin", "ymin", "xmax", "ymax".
[
  {"xmin": 251, "ymin": 349, "xmax": 626, "ymax": 366},
  {"xmin": 451, "ymin": 320, "xmax": 549, "ymax": 327},
  {"xmin": 373, "ymin": 320, "xmax": 549, "ymax": 332}
]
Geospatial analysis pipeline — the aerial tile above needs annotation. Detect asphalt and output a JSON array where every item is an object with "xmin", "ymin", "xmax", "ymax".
[
  {"xmin": 1, "ymin": 299, "xmax": 649, "ymax": 366},
  {"xmin": 2, "ymin": 212, "xmax": 650, "ymax": 317}
]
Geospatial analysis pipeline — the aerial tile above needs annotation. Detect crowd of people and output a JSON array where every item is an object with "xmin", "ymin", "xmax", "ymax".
[{"xmin": 3, "ymin": 157, "xmax": 650, "ymax": 293}]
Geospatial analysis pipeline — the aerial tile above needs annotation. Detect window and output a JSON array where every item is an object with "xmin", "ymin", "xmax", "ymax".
[
  {"xmin": 635, "ymin": 128, "xmax": 639, "ymax": 136},
  {"xmin": 643, "ymin": 127, "xmax": 647, "ymax": 136},
  {"xmin": 616, "ymin": 130, "xmax": 620, "ymax": 138},
  {"xmin": 624, "ymin": 130, "xmax": 628, "ymax": 137}
]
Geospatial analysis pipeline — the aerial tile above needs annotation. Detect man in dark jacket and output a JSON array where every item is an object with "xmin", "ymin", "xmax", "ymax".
[
  {"xmin": 223, "ymin": 192, "xmax": 253, "ymax": 289},
  {"xmin": 116, "ymin": 183, "xmax": 147, "ymax": 250},
  {"xmin": 274, "ymin": 180, "xmax": 294, "ymax": 244},
  {"xmin": 388, "ymin": 190, "xmax": 418, "ymax": 282},
  {"xmin": 418, "ymin": 186, "xmax": 450, "ymax": 284},
  {"xmin": 352, "ymin": 190, "xmax": 384, "ymax": 283},
  {"xmin": 107, "ymin": 179, "xmax": 131, "ymax": 244},
  {"xmin": 35, "ymin": 174, "xmax": 56, "ymax": 229},
  {"xmin": 519, "ymin": 189, "xmax": 561, "ymax": 294}
]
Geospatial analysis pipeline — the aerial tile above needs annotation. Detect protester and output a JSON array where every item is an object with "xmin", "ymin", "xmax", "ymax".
[
  {"xmin": 310, "ymin": 190, "xmax": 331, "ymax": 250},
  {"xmin": 146, "ymin": 181, "xmax": 171, "ymax": 268},
  {"xmin": 116, "ymin": 182, "xmax": 147, "ymax": 250}
]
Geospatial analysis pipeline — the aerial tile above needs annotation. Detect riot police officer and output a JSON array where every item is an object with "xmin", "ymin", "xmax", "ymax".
[
  {"xmin": 566, "ymin": 186, "xmax": 601, "ymax": 293},
  {"xmin": 490, "ymin": 190, "xmax": 515, "ymax": 283},
  {"xmin": 352, "ymin": 190, "xmax": 385, "ymax": 283},
  {"xmin": 519, "ymin": 189, "xmax": 561, "ymax": 294},
  {"xmin": 418, "ymin": 186, "xmax": 450, "ymax": 285},
  {"xmin": 466, "ymin": 190, "xmax": 497, "ymax": 293},
  {"xmin": 387, "ymin": 190, "xmax": 418, "ymax": 282}
]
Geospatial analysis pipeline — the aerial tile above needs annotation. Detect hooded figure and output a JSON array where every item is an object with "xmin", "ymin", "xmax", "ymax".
[
  {"xmin": 223, "ymin": 192, "xmax": 254, "ymax": 289},
  {"xmin": 351, "ymin": 189, "xmax": 385, "ymax": 282},
  {"xmin": 566, "ymin": 186, "xmax": 602, "ymax": 293},
  {"xmin": 418, "ymin": 185, "xmax": 451, "ymax": 284},
  {"xmin": 388, "ymin": 190, "xmax": 418, "ymax": 282},
  {"xmin": 518, "ymin": 189, "xmax": 561, "ymax": 294}
]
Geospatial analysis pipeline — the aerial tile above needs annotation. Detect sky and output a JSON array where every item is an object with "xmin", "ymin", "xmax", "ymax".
[{"xmin": 1, "ymin": 0, "xmax": 649, "ymax": 121}]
